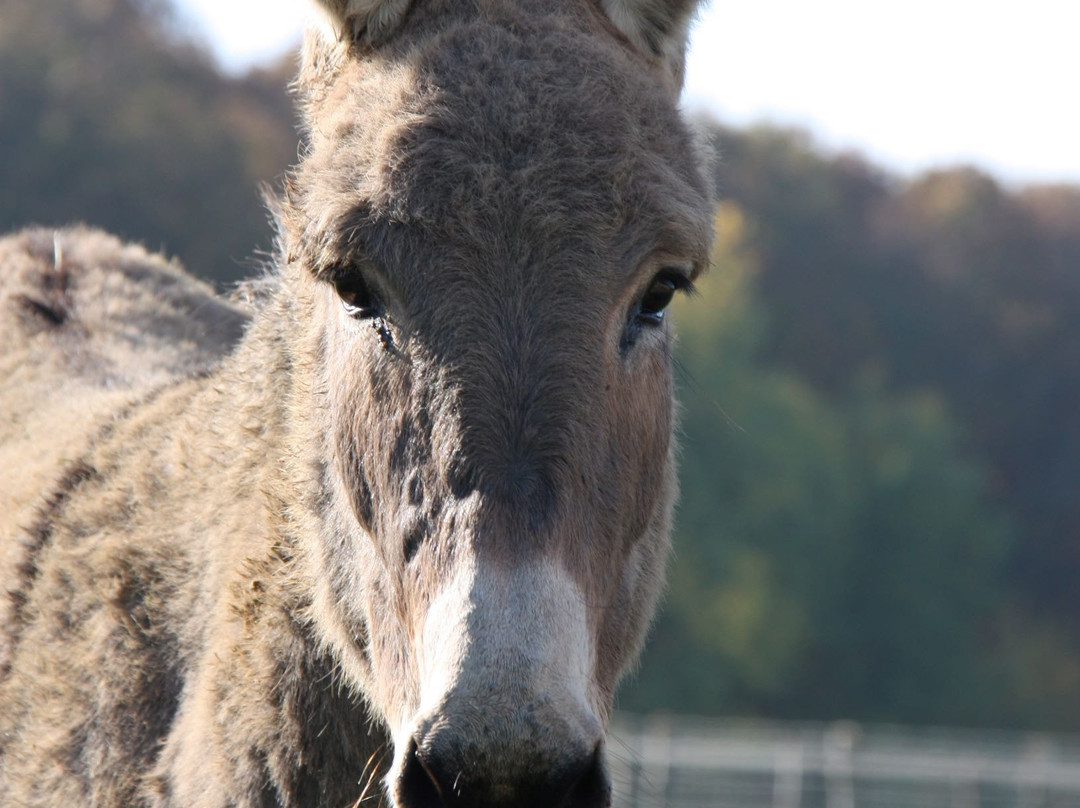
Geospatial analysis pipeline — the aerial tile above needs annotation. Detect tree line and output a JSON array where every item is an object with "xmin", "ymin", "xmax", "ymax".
[{"xmin": 5, "ymin": 0, "xmax": 1079, "ymax": 730}]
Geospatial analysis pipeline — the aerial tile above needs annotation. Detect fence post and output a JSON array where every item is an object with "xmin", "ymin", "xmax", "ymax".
[
  {"xmin": 644, "ymin": 714, "xmax": 674, "ymax": 808},
  {"xmin": 950, "ymin": 772, "xmax": 979, "ymax": 808},
  {"xmin": 1018, "ymin": 735, "xmax": 1051, "ymax": 808},
  {"xmin": 824, "ymin": 722, "xmax": 857, "ymax": 808},
  {"xmin": 773, "ymin": 743, "xmax": 804, "ymax": 808}
]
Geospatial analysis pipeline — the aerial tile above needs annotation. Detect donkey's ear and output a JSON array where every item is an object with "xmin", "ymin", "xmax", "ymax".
[
  {"xmin": 599, "ymin": 0, "xmax": 704, "ymax": 85},
  {"xmin": 310, "ymin": 0, "xmax": 412, "ymax": 47}
]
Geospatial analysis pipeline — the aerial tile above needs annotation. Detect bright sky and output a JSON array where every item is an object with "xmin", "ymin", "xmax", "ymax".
[{"xmin": 176, "ymin": 0, "xmax": 1080, "ymax": 185}]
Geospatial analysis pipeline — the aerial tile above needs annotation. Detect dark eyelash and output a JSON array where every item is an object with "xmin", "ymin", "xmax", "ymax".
[{"xmin": 669, "ymin": 272, "xmax": 697, "ymax": 297}]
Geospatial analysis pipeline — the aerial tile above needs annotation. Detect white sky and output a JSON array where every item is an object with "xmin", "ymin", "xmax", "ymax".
[{"xmin": 176, "ymin": 0, "xmax": 1080, "ymax": 185}]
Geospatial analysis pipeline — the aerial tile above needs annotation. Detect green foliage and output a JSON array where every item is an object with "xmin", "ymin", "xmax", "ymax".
[{"xmin": 704, "ymin": 126, "xmax": 1080, "ymax": 637}]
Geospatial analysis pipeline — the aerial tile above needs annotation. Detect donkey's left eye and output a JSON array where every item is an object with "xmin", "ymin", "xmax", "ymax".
[
  {"xmin": 335, "ymin": 274, "xmax": 381, "ymax": 318},
  {"xmin": 636, "ymin": 271, "xmax": 689, "ymax": 326}
]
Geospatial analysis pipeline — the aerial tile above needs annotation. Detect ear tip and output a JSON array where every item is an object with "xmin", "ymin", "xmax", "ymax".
[
  {"xmin": 601, "ymin": 0, "xmax": 704, "ymax": 57},
  {"xmin": 309, "ymin": 0, "xmax": 413, "ymax": 47}
]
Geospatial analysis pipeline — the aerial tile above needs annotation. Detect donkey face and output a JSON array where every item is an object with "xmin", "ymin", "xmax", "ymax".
[{"xmin": 286, "ymin": 0, "xmax": 711, "ymax": 804}]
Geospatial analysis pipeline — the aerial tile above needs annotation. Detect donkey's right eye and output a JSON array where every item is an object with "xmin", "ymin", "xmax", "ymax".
[{"xmin": 335, "ymin": 274, "xmax": 381, "ymax": 319}]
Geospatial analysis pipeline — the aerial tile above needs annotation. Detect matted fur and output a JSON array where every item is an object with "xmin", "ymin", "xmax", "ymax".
[{"xmin": 0, "ymin": 1, "xmax": 713, "ymax": 806}]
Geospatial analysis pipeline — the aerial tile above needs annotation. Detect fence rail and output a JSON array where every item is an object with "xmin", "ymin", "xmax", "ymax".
[{"xmin": 608, "ymin": 715, "xmax": 1080, "ymax": 808}]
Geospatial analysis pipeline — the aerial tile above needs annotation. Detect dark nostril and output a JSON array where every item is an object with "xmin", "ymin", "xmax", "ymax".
[
  {"xmin": 396, "ymin": 737, "xmax": 610, "ymax": 808},
  {"xmin": 557, "ymin": 746, "xmax": 611, "ymax": 808},
  {"xmin": 398, "ymin": 741, "xmax": 446, "ymax": 808}
]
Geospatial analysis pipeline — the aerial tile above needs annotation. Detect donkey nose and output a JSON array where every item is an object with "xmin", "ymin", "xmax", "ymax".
[{"xmin": 396, "ymin": 737, "xmax": 611, "ymax": 808}]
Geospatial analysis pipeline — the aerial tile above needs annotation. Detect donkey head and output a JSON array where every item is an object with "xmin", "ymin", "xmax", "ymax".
[{"xmin": 284, "ymin": 0, "xmax": 712, "ymax": 805}]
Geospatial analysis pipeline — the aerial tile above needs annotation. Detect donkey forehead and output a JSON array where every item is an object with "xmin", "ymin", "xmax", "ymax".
[{"xmin": 298, "ymin": 6, "xmax": 712, "ymax": 290}]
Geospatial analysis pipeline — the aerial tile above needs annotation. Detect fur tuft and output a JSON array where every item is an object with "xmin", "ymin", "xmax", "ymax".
[{"xmin": 599, "ymin": 0, "xmax": 705, "ymax": 85}]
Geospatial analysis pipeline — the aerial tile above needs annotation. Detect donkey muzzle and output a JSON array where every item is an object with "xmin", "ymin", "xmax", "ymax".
[
  {"xmin": 395, "ymin": 722, "xmax": 610, "ymax": 808},
  {"xmin": 392, "ymin": 559, "xmax": 610, "ymax": 807}
]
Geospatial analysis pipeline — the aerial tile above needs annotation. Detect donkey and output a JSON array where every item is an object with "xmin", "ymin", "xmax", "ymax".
[{"xmin": 0, "ymin": 0, "xmax": 714, "ymax": 805}]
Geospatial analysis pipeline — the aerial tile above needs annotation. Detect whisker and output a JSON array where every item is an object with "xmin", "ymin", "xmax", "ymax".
[
  {"xmin": 673, "ymin": 353, "xmax": 747, "ymax": 436},
  {"xmin": 353, "ymin": 743, "xmax": 390, "ymax": 808}
]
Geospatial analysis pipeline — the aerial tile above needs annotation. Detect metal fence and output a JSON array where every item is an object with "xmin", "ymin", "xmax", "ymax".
[{"xmin": 608, "ymin": 715, "xmax": 1080, "ymax": 808}]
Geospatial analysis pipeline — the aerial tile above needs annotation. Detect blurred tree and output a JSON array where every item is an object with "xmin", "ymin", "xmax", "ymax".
[
  {"xmin": 822, "ymin": 376, "xmax": 1011, "ymax": 724},
  {"xmin": 695, "ymin": 124, "xmax": 1080, "ymax": 718},
  {"xmin": 0, "ymin": 0, "xmax": 297, "ymax": 284},
  {"xmin": 879, "ymin": 172, "xmax": 1080, "ymax": 627}
]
